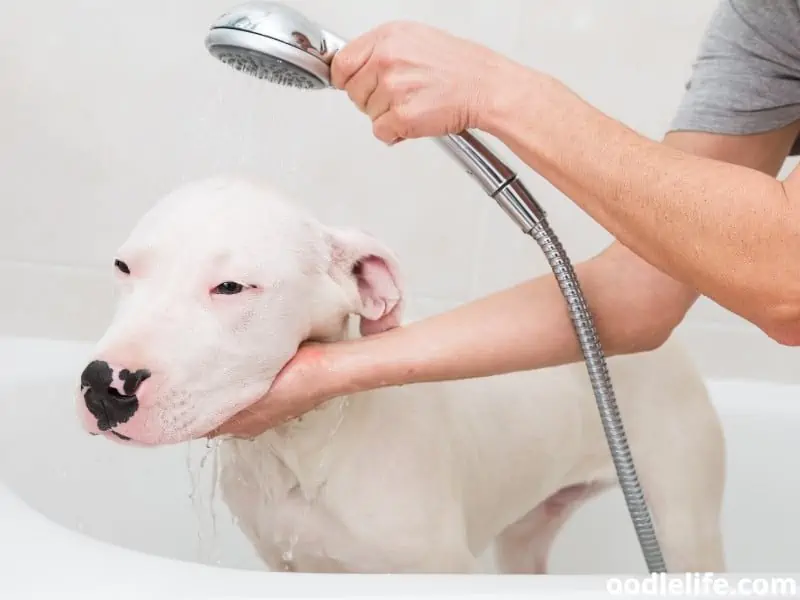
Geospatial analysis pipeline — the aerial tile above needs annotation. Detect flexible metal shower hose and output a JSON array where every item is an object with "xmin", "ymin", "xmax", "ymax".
[
  {"xmin": 431, "ymin": 129, "xmax": 667, "ymax": 572},
  {"xmin": 529, "ymin": 219, "xmax": 667, "ymax": 574}
]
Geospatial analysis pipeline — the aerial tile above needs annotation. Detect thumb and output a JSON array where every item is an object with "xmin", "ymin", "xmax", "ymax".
[
  {"xmin": 205, "ymin": 410, "xmax": 251, "ymax": 438},
  {"xmin": 205, "ymin": 421, "xmax": 231, "ymax": 438}
]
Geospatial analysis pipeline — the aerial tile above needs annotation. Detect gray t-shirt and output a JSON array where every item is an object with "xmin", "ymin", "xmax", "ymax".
[{"xmin": 669, "ymin": 0, "xmax": 800, "ymax": 154}]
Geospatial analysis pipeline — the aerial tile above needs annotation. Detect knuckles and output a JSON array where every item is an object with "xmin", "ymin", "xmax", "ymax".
[
  {"xmin": 338, "ymin": 19, "xmax": 463, "ymax": 139},
  {"xmin": 379, "ymin": 69, "xmax": 417, "ymax": 98},
  {"xmin": 370, "ymin": 21, "xmax": 428, "ymax": 71},
  {"xmin": 373, "ymin": 20, "xmax": 421, "ymax": 40},
  {"xmin": 392, "ymin": 102, "xmax": 420, "ymax": 127}
]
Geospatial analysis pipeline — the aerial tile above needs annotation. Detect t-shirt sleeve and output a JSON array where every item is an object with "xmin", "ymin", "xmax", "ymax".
[{"xmin": 669, "ymin": 0, "xmax": 800, "ymax": 154}]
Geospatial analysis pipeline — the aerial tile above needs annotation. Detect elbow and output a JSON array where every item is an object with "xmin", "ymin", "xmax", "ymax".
[
  {"xmin": 628, "ymin": 315, "xmax": 682, "ymax": 354},
  {"xmin": 756, "ymin": 301, "xmax": 800, "ymax": 347},
  {"xmin": 632, "ymin": 284, "xmax": 696, "ymax": 353},
  {"xmin": 614, "ymin": 297, "xmax": 690, "ymax": 355},
  {"xmin": 589, "ymin": 248, "xmax": 696, "ymax": 357},
  {"xmin": 636, "ymin": 326, "xmax": 675, "ymax": 354}
]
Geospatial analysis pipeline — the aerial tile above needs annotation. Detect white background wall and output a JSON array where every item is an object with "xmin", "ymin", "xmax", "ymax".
[{"xmin": 0, "ymin": 0, "xmax": 795, "ymax": 379}]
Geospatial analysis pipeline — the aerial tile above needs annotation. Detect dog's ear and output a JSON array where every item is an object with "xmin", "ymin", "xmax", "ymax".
[{"xmin": 325, "ymin": 227, "xmax": 404, "ymax": 336}]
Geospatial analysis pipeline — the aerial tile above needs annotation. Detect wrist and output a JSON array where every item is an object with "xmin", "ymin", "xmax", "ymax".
[
  {"xmin": 321, "ymin": 336, "xmax": 380, "ymax": 397},
  {"xmin": 476, "ymin": 63, "xmax": 560, "ymax": 140},
  {"xmin": 326, "ymin": 328, "xmax": 412, "ymax": 396}
]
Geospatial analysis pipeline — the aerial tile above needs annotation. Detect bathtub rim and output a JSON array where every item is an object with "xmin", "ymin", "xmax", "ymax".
[
  {"xmin": 0, "ymin": 478, "xmax": 615, "ymax": 598},
  {"xmin": 3, "ymin": 482, "xmax": 797, "ymax": 600}
]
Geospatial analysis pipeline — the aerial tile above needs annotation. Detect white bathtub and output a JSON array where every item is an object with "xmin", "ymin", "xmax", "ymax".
[{"xmin": 0, "ymin": 334, "xmax": 798, "ymax": 598}]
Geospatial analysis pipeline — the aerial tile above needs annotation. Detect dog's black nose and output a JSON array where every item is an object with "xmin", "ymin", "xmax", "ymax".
[
  {"xmin": 81, "ymin": 360, "xmax": 151, "ymax": 395},
  {"xmin": 80, "ymin": 360, "xmax": 151, "ymax": 431}
]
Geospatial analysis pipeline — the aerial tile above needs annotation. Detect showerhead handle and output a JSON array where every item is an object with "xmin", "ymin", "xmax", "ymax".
[{"xmin": 433, "ymin": 133, "xmax": 546, "ymax": 232}]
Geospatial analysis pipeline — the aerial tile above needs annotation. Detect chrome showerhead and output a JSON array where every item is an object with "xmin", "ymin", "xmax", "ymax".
[{"xmin": 205, "ymin": 1, "xmax": 346, "ymax": 89}]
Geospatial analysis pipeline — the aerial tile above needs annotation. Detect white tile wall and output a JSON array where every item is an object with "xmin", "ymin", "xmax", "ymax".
[{"xmin": 0, "ymin": 0, "xmax": 795, "ymax": 378}]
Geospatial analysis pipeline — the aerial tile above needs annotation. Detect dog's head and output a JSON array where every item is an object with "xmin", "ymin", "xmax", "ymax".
[{"xmin": 76, "ymin": 178, "xmax": 404, "ymax": 445}]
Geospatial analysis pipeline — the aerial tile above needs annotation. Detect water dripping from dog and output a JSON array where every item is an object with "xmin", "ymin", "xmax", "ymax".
[
  {"xmin": 281, "ymin": 396, "xmax": 351, "ymax": 568},
  {"xmin": 186, "ymin": 437, "xmax": 223, "ymax": 565}
]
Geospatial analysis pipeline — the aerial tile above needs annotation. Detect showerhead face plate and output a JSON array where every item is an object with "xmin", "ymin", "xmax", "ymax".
[{"xmin": 209, "ymin": 44, "xmax": 326, "ymax": 89}]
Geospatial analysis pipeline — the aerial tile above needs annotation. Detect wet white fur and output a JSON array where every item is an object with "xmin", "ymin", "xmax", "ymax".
[{"xmin": 81, "ymin": 178, "xmax": 727, "ymax": 573}]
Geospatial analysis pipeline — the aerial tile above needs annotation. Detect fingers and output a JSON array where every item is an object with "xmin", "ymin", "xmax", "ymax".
[
  {"xmin": 333, "ymin": 34, "xmax": 391, "ymax": 122},
  {"xmin": 205, "ymin": 418, "xmax": 236, "ymax": 438},
  {"xmin": 207, "ymin": 413, "xmax": 265, "ymax": 439},
  {"xmin": 205, "ymin": 402, "xmax": 297, "ymax": 439},
  {"xmin": 343, "ymin": 60, "xmax": 379, "ymax": 114},
  {"xmin": 372, "ymin": 111, "xmax": 402, "ymax": 145},
  {"xmin": 205, "ymin": 407, "xmax": 260, "ymax": 438},
  {"xmin": 331, "ymin": 24, "xmax": 416, "ymax": 145},
  {"xmin": 364, "ymin": 80, "xmax": 392, "ymax": 121},
  {"xmin": 331, "ymin": 30, "xmax": 380, "ymax": 90},
  {"xmin": 342, "ymin": 63, "xmax": 398, "ymax": 142}
]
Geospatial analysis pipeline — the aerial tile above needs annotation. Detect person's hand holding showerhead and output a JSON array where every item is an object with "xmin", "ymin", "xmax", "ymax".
[{"xmin": 330, "ymin": 21, "xmax": 525, "ymax": 144}]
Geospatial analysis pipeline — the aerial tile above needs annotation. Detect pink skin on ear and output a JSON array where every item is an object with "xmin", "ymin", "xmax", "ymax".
[
  {"xmin": 326, "ymin": 228, "xmax": 405, "ymax": 337},
  {"xmin": 354, "ymin": 255, "xmax": 403, "ymax": 336}
]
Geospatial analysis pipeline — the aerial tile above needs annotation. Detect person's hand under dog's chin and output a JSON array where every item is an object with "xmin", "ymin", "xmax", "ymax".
[{"xmin": 205, "ymin": 342, "xmax": 350, "ymax": 439}]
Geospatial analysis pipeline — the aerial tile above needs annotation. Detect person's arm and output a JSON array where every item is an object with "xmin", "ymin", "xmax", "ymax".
[
  {"xmin": 328, "ymin": 1, "xmax": 800, "ymax": 344},
  {"xmin": 207, "ymin": 127, "xmax": 792, "ymax": 438},
  {"xmin": 478, "ymin": 68, "xmax": 800, "ymax": 345},
  {"xmin": 325, "ymin": 126, "xmax": 794, "ymax": 395}
]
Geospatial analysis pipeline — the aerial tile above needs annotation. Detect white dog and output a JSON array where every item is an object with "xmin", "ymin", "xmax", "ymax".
[{"xmin": 76, "ymin": 178, "xmax": 726, "ymax": 574}]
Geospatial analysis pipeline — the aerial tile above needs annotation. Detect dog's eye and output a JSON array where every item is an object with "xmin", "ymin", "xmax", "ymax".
[
  {"xmin": 114, "ymin": 259, "xmax": 130, "ymax": 275},
  {"xmin": 212, "ymin": 281, "xmax": 245, "ymax": 295}
]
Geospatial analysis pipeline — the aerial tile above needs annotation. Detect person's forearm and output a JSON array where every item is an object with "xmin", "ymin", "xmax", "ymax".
[
  {"xmin": 332, "ymin": 248, "xmax": 691, "ymax": 392},
  {"xmin": 480, "ymin": 68, "xmax": 800, "ymax": 341}
]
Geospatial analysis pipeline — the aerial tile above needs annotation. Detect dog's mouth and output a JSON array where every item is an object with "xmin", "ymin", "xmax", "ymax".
[
  {"xmin": 88, "ymin": 429, "xmax": 131, "ymax": 441},
  {"xmin": 83, "ymin": 377, "xmax": 274, "ymax": 445}
]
